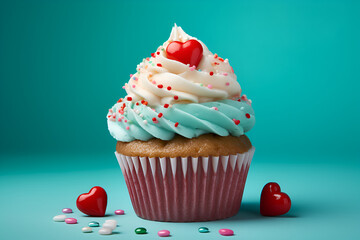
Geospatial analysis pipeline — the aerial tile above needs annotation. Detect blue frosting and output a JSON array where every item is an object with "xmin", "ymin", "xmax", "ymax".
[{"xmin": 107, "ymin": 99, "xmax": 255, "ymax": 142}]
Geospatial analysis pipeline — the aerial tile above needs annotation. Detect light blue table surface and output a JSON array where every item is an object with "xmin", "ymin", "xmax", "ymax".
[{"xmin": 1, "ymin": 153, "xmax": 359, "ymax": 240}]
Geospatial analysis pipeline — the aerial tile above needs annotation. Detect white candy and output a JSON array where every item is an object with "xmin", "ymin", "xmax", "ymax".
[
  {"xmin": 102, "ymin": 222, "xmax": 116, "ymax": 230},
  {"xmin": 105, "ymin": 219, "xmax": 117, "ymax": 225},
  {"xmin": 99, "ymin": 227, "xmax": 113, "ymax": 235},
  {"xmin": 53, "ymin": 215, "xmax": 67, "ymax": 222},
  {"xmin": 82, "ymin": 227, "xmax": 93, "ymax": 233}
]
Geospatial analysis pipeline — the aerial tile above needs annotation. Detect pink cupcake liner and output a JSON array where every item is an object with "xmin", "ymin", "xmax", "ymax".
[{"xmin": 115, "ymin": 147, "xmax": 254, "ymax": 222}]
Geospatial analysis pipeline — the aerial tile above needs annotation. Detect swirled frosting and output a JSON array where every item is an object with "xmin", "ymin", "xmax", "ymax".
[{"xmin": 107, "ymin": 25, "xmax": 255, "ymax": 142}]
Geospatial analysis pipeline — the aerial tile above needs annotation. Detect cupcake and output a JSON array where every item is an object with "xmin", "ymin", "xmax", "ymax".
[{"xmin": 107, "ymin": 24, "xmax": 255, "ymax": 222}]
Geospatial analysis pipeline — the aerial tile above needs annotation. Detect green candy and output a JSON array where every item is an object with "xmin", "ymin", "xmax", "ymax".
[
  {"xmin": 198, "ymin": 227, "xmax": 209, "ymax": 233},
  {"xmin": 135, "ymin": 227, "xmax": 147, "ymax": 234},
  {"xmin": 88, "ymin": 221, "xmax": 99, "ymax": 227}
]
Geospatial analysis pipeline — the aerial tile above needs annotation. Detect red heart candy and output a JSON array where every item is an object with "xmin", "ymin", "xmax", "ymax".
[
  {"xmin": 260, "ymin": 182, "xmax": 291, "ymax": 216},
  {"xmin": 76, "ymin": 186, "xmax": 107, "ymax": 217},
  {"xmin": 166, "ymin": 39, "xmax": 203, "ymax": 67}
]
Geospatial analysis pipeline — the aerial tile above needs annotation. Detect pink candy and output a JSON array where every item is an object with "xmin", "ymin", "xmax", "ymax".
[
  {"xmin": 114, "ymin": 209, "xmax": 125, "ymax": 215},
  {"xmin": 219, "ymin": 228, "xmax": 234, "ymax": 236},
  {"xmin": 65, "ymin": 218, "xmax": 77, "ymax": 224},
  {"xmin": 158, "ymin": 230, "xmax": 170, "ymax": 237},
  {"xmin": 62, "ymin": 208, "xmax": 72, "ymax": 213}
]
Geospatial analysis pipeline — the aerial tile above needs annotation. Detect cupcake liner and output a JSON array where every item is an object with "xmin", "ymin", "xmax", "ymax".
[{"xmin": 115, "ymin": 147, "xmax": 255, "ymax": 222}]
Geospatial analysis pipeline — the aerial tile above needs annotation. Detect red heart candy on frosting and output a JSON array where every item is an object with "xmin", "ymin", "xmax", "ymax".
[
  {"xmin": 76, "ymin": 186, "xmax": 107, "ymax": 217},
  {"xmin": 166, "ymin": 39, "xmax": 203, "ymax": 67},
  {"xmin": 260, "ymin": 182, "xmax": 291, "ymax": 216}
]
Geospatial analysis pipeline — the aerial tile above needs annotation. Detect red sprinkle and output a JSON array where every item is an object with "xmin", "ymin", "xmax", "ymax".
[
  {"xmin": 234, "ymin": 119, "xmax": 240, "ymax": 125},
  {"xmin": 126, "ymin": 97, "xmax": 132, "ymax": 101},
  {"xmin": 164, "ymin": 104, "xmax": 169, "ymax": 108},
  {"xmin": 151, "ymin": 53, "xmax": 155, "ymax": 58},
  {"xmin": 152, "ymin": 117, "xmax": 157, "ymax": 122},
  {"xmin": 141, "ymin": 100, "xmax": 145, "ymax": 104},
  {"xmin": 136, "ymin": 102, "xmax": 139, "ymax": 106},
  {"xmin": 210, "ymin": 71, "xmax": 214, "ymax": 76},
  {"xmin": 174, "ymin": 122, "xmax": 179, "ymax": 127},
  {"xmin": 174, "ymin": 95, "xmax": 179, "ymax": 100},
  {"xmin": 167, "ymin": 86, "xmax": 172, "ymax": 90},
  {"xmin": 214, "ymin": 53, "xmax": 218, "ymax": 58},
  {"xmin": 246, "ymin": 113, "xmax": 251, "ymax": 119},
  {"xmin": 143, "ymin": 101, "xmax": 148, "ymax": 106},
  {"xmin": 219, "ymin": 57, "xmax": 224, "ymax": 62},
  {"xmin": 157, "ymin": 84, "xmax": 163, "ymax": 88},
  {"xmin": 117, "ymin": 98, "xmax": 123, "ymax": 103},
  {"xmin": 157, "ymin": 63, "xmax": 162, "ymax": 67},
  {"xmin": 156, "ymin": 52, "xmax": 160, "ymax": 55},
  {"xmin": 158, "ymin": 113, "xmax": 163, "ymax": 118},
  {"xmin": 237, "ymin": 99, "xmax": 241, "ymax": 102}
]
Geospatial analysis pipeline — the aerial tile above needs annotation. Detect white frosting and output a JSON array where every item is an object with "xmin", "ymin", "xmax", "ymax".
[{"xmin": 124, "ymin": 24, "xmax": 241, "ymax": 107}]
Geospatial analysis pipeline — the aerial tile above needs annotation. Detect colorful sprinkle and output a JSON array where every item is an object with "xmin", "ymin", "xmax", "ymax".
[
  {"xmin": 174, "ymin": 95, "xmax": 179, "ymax": 100},
  {"xmin": 157, "ymin": 63, "xmax": 162, "ymax": 67},
  {"xmin": 212, "ymin": 107, "xmax": 218, "ymax": 111},
  {"xmin": 158, "ymin": 230, "xmax": 170, "ymax": 237},
  {"xmin": 126, "ymin": 126, "xmax": 130, "ymax": 130},
  {"xmin": 219, "ymin": 228, "xmax": 234, "ymax": 236},
  {"xmin": 245, "ymin": 113, "xmax": 251, "ymax": 119},
  {"xmin": 167, "ymin": 86, "xmax": 172, "ymax": 90},
  {"xmin": 209, "ymin": 71, "xmax": 214, "ymax": 76},
  {"xmin": 130, "ymin": 74, "xmax": 133, "ymax": 77},
  {"xmin": 164, "ymin": 104, "xmax": 169, "ymax": 108},
  {"xmin": 135, "ymin": 227, "xmax": 147, "ymax": 234},
  {"xmin": 62, "ymin": 208, "xmax": 72, "ymax": 213},
  {"xmin": 214, "ymin": 53, "xmax": 218, "ymax": 58},
  {"xmin": 158, "ymin": 113, "xmax": 163, "ymax": 118},
  {"xmin": 53, "ymin": 215, "xmax": 66, "ymax": 222},
  {"xmin": 223, "ymin": 72, "xmax": 228, "ymax": 76},
  {"xmin": 65, "ymin": 218, "xmax": 77, "ymax": 224},
  {"xmin": 115, "ymin": 209, "xmax": 125, "ymax": 215},
  {"xmin": 132, "ymin": 85, "xmax": 136, "ymax": 88},
  {"xmin": 157, "ymin": 84, "xmax": 163, "ymax": 88},
  {"xmin": 225, "ymin": 82, "xmax": 230, "ymax": 86},
  {"xmin": 127, "ymin": 97, "xmax": 132, "ymax": 101},
  {"xmin": 207, "ymin": 85, "xmax": 213, "ymax": 89},
  {"xmin": 174, "ymin": 122, "xmax": 179, "ymax": 127},
  {"xmin": 198, "ymin": 227, "xmax": 209, "ymax": 233},
  {"xmin": 88, "ymin": 221, "xmax": 99, "ymax": 227},
  {"xmin": 82, "ymin": 227, "xmax": 92, "ymax": 233},
  {"xmin": 233, "ymin": 119, "xmax": 240, "ymax": 125},
  {"xmin": 152, "ymin": 117, "xmax": 158, "ymax": 123},
  {"xmin": 151, "ymin": 53, "xmax": 156, "ymax": 58}
]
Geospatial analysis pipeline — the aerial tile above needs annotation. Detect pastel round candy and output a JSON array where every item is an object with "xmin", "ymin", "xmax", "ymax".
[
  {"xmin": 135, "ymin": 227, "xmax": 147, "ymax": 234},
  {"xmin": 62, "ymin": 208, "xmax": 73, "ymax": 213},
  {"xmin": 158, "ymin": 230, "xmax": 170, "ymax": 237},
  {"xmin": 115, "ymin": 209, "xmax": 125, "ymax": 215},
  {"xmin": 102, "ymin": 222, "xmax": 116, "ymax": 230},
  {"xmin": 219, "ymin": 228, "xmax": 234, "ymax": 236},
  {"xmin": 82, "ymin": 227, "xmax": 92, "ymax": 233},
  {"xmin": 99, "ymin": 227, "xmax": 112, "ymax": 235},
  {"xmin": 105, "ymin": 219, "xmax": 117, "ymax": 225},
  {"xmin": 53, "ymin": 215, "xmax": 66, "ymax": 222},
  {"xmin": 198, "ymin": 227, "xmax": 209, "ymax": 233},
  {"xmin": 88, "ymin": 221, "xmax": 99, "ymax": 227},
  {"xmin": 65, "ymin": 218, "xmax": 77, "ymax": 224}
]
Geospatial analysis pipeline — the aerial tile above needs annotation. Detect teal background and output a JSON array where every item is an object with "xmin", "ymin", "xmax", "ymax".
[{"xmin": 0, "ymin": 0, "xmax": 359, "ymax": 239}]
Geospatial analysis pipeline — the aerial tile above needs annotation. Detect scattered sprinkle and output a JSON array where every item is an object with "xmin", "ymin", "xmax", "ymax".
[
  {"xmin": 157, "ymin": 63, "xmax": 162, "ymax": 67},
  {"xmin": 130, "ymin": 74, "xmax": 133, "ymax": 77},
  {"xmin": 223, "ymin": 72, "xmax": 228, "ymax": 76},
  {"xmin": 246, "ymin": 113, "xmax": 251, "ymax": 119},
  {"xmin": 118, "ymin": 118, "xmax": 122, "ymax": 122},
  {"xmin": 124, "ymin": 120, "xmax": 128, "ymax": 123},
  {"xmin": 209, "ymin": 71, "xmax": 214, "ymax": 76},
  {"xmin": 214, "ymin": 53, "xmax": 218, "ymax": 58},
  {"xmin": 126, "ymin": 126, "xmax": 130, "ymax": 130},
  {"xmin": 174, "ymin": 95, "xmax": 179, "ymax": 100},
  {"xmin": 117, "ymin": 98, "xmax": 123, "ymax": 103},
  {"xmin": 157, "ymin": 84, "xmax": 163, "ymax": 88},
  {"xmin": 207, "ymin": 85, "xmax": 213, "ymax": 89},
  {"xmin": 164, "ymin": 104, "xmax": 169, "ymax": 108},
  {"xmin": 233, "ymin": 119, "xmax": 240, "ymax": 125},
  {"xmin": 167, "ymin": 86, "xmax": 172, "ymax": 90},
  {"xmin": 151, "ymin": 53, "xmax": 155, "ymax": 58},
  {"xmin": 158, "ymin": 113, "xmax": 163, "ymax": 118},
  {"xmin": 225, "ymin": 82, "xmax": 230, "ymax": 86},
  {"xmin": 132, "ymin": 85, "xmax": 136, "ymax": 88},
  {"xmin": 212, "ymin": 107, "xmax": 218, "ymax": 111},
  {"xmin": 157, "ymin": 51, "xmax": 160, "ymax": 55},
  {"xmin": 127, "ymin": 97, "xmax": 132, "ymax": 101},
  {"xmin": 174, "ymin": 122, "xmax": 179, "ymax": 127},
  {"xmin": 152, "ymin": 80, "xmax": 156, "ymax": 84},
  {"xmin": 152, "ymin": 117, "xmax": 158, "ymax": 123}
]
